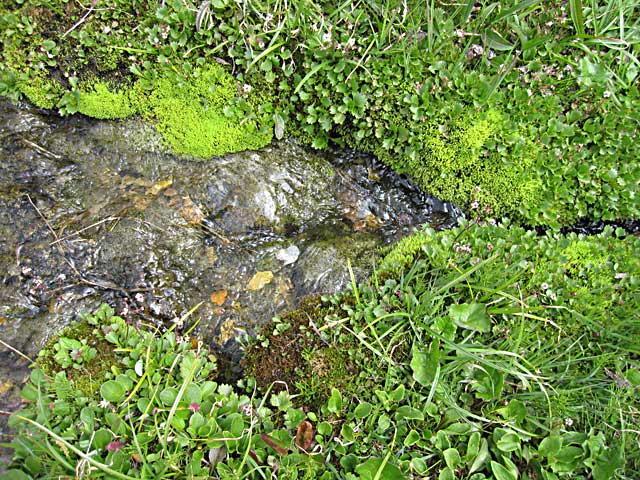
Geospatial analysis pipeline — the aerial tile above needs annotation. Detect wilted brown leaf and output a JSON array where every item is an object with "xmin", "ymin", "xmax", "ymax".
[
  {"xmin": 248, "ymin": 271, "xmax": 274, "ymax": 290},
  {"xmin": 210, "ymin": 290, "xmax": 228, "ymax": 306},
  {"xmin": 295, "ymin": 420, "xmax": 314, "ymax": 451}
]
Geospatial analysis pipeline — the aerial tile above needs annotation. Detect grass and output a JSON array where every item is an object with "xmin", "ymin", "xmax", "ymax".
[{"xmin": 0, "ymin": 0, "xmax": 639, "ymax": 478}]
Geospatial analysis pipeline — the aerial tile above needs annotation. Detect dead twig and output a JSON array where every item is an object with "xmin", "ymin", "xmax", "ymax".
[
  {"xmin": 19, "ymin": 137, "xmax": 61, "ymax": 159},
  {"xmin": 49, "ymin": 216, "xmax": 120, "ymax": 246},
  {"xmin": 26, "ymin": 194, "xmax": 131, "ymax": 297}
]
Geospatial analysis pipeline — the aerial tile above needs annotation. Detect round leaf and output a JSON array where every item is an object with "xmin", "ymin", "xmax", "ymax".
[{"xmin": 100, "ymin": 380, "xmax": 126, "ymax": 403}]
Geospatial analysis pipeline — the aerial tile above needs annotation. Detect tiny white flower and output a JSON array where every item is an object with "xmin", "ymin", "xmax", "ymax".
[
  {"xmin": 99, "ymin": 399, "xmax": 111, "ymax": 409},
  {"xmin": 564, "ymin": 418, "xmax": 574, "ymax": 427},
  {"xmin": 615, "ymin": 272, "xmax": 628, "ymax": 279},
  {"xmin": 135, "ymin": 293, "xmax": 145, "ymax": 303},
  {"xmin": 243, "ymin": 83, "xmax": 252, "ymax": 93},
  {"xmin": 541, "ymin": 282, "xmax": 550, "ymax": 290},
  {"xmin": 323, "ymin": 32, "xmax": 332, "ymax": 43},
  {"xmin": 603, "ymin": 90, "xmax": 612, "ymax": 98}
]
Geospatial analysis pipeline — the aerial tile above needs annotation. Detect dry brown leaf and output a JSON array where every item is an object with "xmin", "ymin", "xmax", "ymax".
[
  {"xmin": 146, "ymin": 178, "xmax": 173, "ymax": 195},
  {"xmin": 210, "ymin": 290, "xmax": 228, "ymax": 306},
  {"xmin": 248, "ymin": 271, "xmax": 274, "ymax": 290},
  {"xmin": 180, "ymin": 196, "xmax": 206, "ymax": 225}
]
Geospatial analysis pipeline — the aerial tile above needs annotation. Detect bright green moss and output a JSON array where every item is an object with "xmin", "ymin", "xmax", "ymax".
[
  {"xmin": 22, "ymin": 65, "xmax": 273, "ymax": 158},
  {"xmin": 77, "ymin": 82, "xmax": 139, "ymax": 119},
  {"xmin": 143, "ymin": 65, "xmax": 272, "ymax": 158},
  {"xmin": 378, "ymin": 229, "xmax": 434, "ymax": 274},
  {"xmin": 382, "ymin": 110, "xmax": 542, "ymax": 219},
  {"xmin": 17, "ymin": 74, "xmax": 63, "ymax": 110}
]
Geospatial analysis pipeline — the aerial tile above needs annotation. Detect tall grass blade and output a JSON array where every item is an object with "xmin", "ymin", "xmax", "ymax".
[{"xmin": 570, "ymin": 0, "xmax": 586, "ymax": 35}]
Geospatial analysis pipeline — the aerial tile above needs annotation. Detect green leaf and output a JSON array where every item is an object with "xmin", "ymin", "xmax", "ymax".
[
  {"xmin": 449, "ymin": 303, "xmax": 491, "ymax": 332},
  {"xmin": 539, "ymin": 435, "xmax": 562, "ymax": 457},
  {"xmin": 317, "ymin": 421, "xmax": 332, "ymax": 436},
  {"xmin": 569, "ymin": 0, "xmax": 585, "ymax": 35},
  {"xmin": 354, "ymin": 402, "xmax": 372, "ymax": 418},
  {"xmin": 184, "ymin": 384, "xmax": 202, "ymax": 405},
  {"xmin": 159, "ymin": 387, "xmax": 179, "ymax": 406},
  {"xmin": 438, "ymin": 467, "xmax": 455, "ymax": 480},
  {"xmin": 469, "ymin": 438, "xmax": 489, "ymax": 473},
  {"xmin": 466, "ymin": 431, "xmax": 481, "ymax": 461},
  {"xmin": 411, "ymin": 340, "xmax": 440, "ymax": 386},
  {"xmin": 443, "ymin": 448, "xmax": 462, "ymax": 470},
  {"xmin": 100, "ymin": 380, "xmax": 126, "ymax": 403},
  {"xmin": 352, "ymin": 92, "xmax": 367, "ymax": 109},
  {"xmin": 327, "ymin": 388, "xmax": 342, "ymax": 413},
  {"xmin": 491, "ymin": 461, "xmax": 517, "ymax": 480},
  {"xmin": 483, "ymin": 30, "xmax": 514, "ymax": 51},
  {"xmin": 355, "ymin": 457, "xmax": 405, "ymax": 480},
  {"xmin": 2, "ymin": 470, "xmax": 32, "ymax": 480},
  {"xmin": 497, "ymin": 432, "xmax": 521, "ymax": 452},
  {"xmin": 93, "ymin": 429, "xmax": 112, "ymax": 449},
  {"xmin": 395, "ymin": 406, "xmax": 424, "ymax": 421},
  {"xmin": 404, "ymin": 430, "xmax": 420, "ymax": 447}
]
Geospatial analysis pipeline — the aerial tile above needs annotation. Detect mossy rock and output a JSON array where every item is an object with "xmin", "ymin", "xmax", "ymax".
[
  {"xmin": 36, "ymin": 319, "xmax": 118, "ymax": 397},
  {"xmin": 243, "ymin": 295, "xmax": 358, "ymax": 410}
]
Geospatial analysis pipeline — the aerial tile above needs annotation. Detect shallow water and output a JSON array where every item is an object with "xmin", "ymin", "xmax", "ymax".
[{"xmin": 0, "ymin": 99, "xmax": 460, "ymax": 460}]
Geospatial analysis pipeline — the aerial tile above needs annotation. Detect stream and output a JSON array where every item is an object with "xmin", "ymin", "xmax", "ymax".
[{"xmin": 0, "ymin": 98, "xmax": 460, "ymax": 461}]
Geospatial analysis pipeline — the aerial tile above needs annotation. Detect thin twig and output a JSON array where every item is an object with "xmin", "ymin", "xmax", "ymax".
[
  {"xmin": 49, "ymin": 216, "xmax": 120, "ymax": 246},
  {"xmin": 19, "ymin": 137, "xmax": 61, "ymax": 159},
  {"xmin": 0, "ymin": 338, "xmax": 35, "ymax": 364},
  {"xmin": 26, "ymin": 194, "xmax": 131, "ymax": 296}
]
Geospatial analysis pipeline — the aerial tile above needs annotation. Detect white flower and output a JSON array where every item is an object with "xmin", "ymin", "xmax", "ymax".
[
  {"xmin": 135, "ymin": 293, "xmax": 145, "ymax": 303},
  {"xmin": 322, "ymin": 32, "xmax": 332, "ymax": 43},
  {"xmin": 603, "ymin": 90, "xmax": 612, "ymax": 98},
  {"xmin": 541, "ymin": 282, "xmax": 550, "ymax": 290},
  {"xmin": 99, "ymin": 400, "xmax": 111, "ymax": 409},
  {"xmin": 615, "ymin": 272, "xmax": 628, "ymax": 280},
  {"xmin": 243, "ymin": 84, "xmax": 252, "ymax": 93}
]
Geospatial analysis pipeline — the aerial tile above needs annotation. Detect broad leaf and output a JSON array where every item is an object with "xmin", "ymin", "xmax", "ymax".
[{"xmin": 449, "ymin": 303, "xmax": 491, "ymax": 332}]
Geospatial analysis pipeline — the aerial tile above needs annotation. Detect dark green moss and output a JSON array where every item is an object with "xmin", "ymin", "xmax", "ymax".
[
  {"xmin": 36, "ymin": 320, "xmax": 118, "ymax": 397},
  {"xmin": 243, "ymin": 295, "xmax": 358, "ymax": 410}
]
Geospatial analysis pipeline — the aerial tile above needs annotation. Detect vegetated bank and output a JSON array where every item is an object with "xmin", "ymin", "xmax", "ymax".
[
  {"xmin": 5, "ymin": 221, "xmax": 639, "ymax": 478},
  {"xmin": 1, "ymin": 0, "xmax": 638, "ymax": 227},
  {"xmin": 1, "ymin": 0, "xmax": 639, "ymax": 478}
]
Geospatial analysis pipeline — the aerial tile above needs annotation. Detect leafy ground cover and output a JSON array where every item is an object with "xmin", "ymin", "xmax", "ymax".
[
  {"xmin": 1, "ymin": 1, "xmax": 639, "ymax": 478},
  {"xmin": 1, "ymin": 0, "xmax": 639, "ymax": 225},
  {"xmin": 3, "ymin": 223, "xmax": 639, "ymax": 478}
]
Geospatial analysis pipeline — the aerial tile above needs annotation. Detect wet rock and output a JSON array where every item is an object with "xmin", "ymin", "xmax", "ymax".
[{"xmin": 276, "ymin": 245, "xmax": 300, "ymax": 265}]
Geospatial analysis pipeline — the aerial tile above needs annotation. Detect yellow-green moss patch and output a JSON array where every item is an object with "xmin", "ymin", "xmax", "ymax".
[{"xmin": 77, "ymin": 82, "xmax": 139, "ymax": 119}]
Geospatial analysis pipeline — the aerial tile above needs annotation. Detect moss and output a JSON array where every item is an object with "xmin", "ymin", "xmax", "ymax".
[
  {"xmin": 378, "ymin": 229, "xmax": 435, "ymax": 275},
  {"xmin": 13, "ymin": 64, "xmax": 273, "ymax": 158},
  {"xmin": 356, "ymin": 108, "xmax": 542, "ymax": 221},
  {"xmin": 77, "ymin": 82, "xmax": 139, "ymax": 119},
  {"xmin": 17, "ymin": 73, "xmax": 63, "ymax": 110},
  {"xmin": 142, "ymin": 65, "xmax": 272, "ymax": 158},
  {"xmin": 37, "ymin": 319, "xmax": 118, "ymax": 397},
  {"xmin": 243, "ymin": 295, "xmax": 358, "ymax": 409}
]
